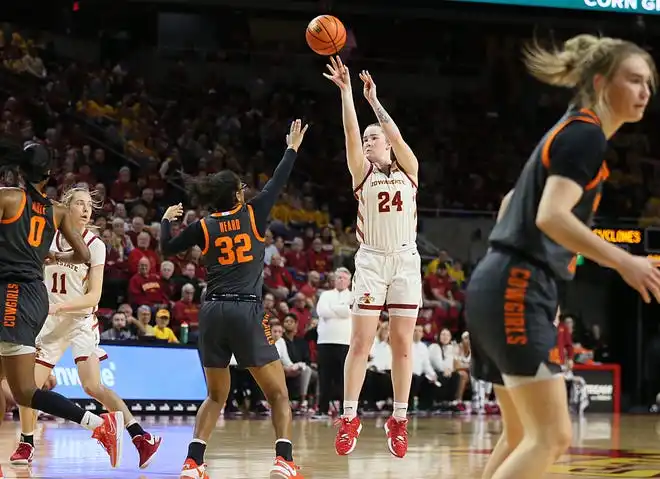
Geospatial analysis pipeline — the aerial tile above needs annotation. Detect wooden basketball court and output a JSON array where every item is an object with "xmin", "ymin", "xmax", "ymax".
[{"xmin": 0, "ymin": 414, "xmax": 657, "ymax": 478}]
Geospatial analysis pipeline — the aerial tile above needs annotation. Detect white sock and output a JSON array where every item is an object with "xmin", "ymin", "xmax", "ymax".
[
  {"xmin": 393, "ymin": 402, "xmax": 408, "ymax": 420},
  {"xmin": 343, "ymin": 401, "xmax": 358, "ymax": 420},
  {"xmin": 192, "ymin": 438, "xmax": 207, "ymax": 445},
  {"xmin": 81, "ymin": 412, "xmax": 104, "ymax": 431}
]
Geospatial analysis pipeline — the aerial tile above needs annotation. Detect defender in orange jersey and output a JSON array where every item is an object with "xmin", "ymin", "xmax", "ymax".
[
  {"xmin": 161, "ymin": 120, "xmax": 309, "ymax": 479},
  {"xmin": 0, "ymin": 141, "xmax": 122, "ymax": 476}
]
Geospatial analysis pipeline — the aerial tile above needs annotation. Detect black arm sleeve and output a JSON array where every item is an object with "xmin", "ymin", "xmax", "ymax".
[
  {"xmin": 161, "ymin": 219, "xmax": 205, "ymax": 256},
  {"xmin": 249, "ymin": 148, "xmax": 298, "ymax": 233},
  {"xmin": 548, "ymin": 121, "xmax": 608, "ymax": 188}
]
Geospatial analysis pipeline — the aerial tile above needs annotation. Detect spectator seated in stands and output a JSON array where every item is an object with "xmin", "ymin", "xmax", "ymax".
[
  {"xmin": 284, "ymin": 237, "xmax": 309, "ymax": 285},
  {"xmin": 158, "ymin": 260, "xmax": 177, "ymax": 299},
  {"xmin": 272, "ymin": 322, "xmax": 312, "ymax": 405},
  {"xmin": 410, "ymin": 324, "xmax": 442, "ymax": 412},
  {"xmin": 289, "ymin": 293, "xmax": 313, "ymax": 335},
  {"xmin": 264, "ymin": 254, "xmax": 295, "ymax": 301},
  {"xmin": 423, "ymin": 262, "xmax": 461, "ymax": 333},
  {"xmin": 111, "ymin": 217, "xmax": 134, "ymax": 253},
  {"xmin": 172, "ymin": 283, "xmax": 200, "ymax": 343},
  {"xmin": 416, "ymin": 307, "xmax": 439, "ymax": 343},
  {"xmin": 263, "ymin": 293, "xmax": 279, "ymax": 320},
  {"xmin": 128, "ymin": 231, "xmax": 160, "ymax": 275},
  {"xmin": 308, "ymin": 238, "xmax": 332, "ymax": 274},
  {"xmin": 110, "ymin": 166, "xmax": 139, "ymax": 203},
  {"xmin": 127, "ymin": 216, "xmax": 153, "ymax": 249},
  {"xmin": 264, "ymin": 229, "xmax": 278, "ymax": 265},
  {"xmin": 299, "ymin": 270, "xmax": 321, "ymax": 305},
  {"xmin": 363, "ymin": 320, "xmax": 393, "ymax": 412},
  {"xmin": 428, "ymin": 328, "xmax": 461, "ymax": 406},
  {"xmin": 101, "ymin": 311, "xmax": 135, "ymax": 341},
  {"xmin": 128, "ymin": 257, "xmax": 169, "ymax": 308},
  {"xmin": 172, "ymin": 262, "xmax": 204, "ymax": 302},
  {"xmin": 133, "ymin": 304, "xmax": 155, "ymax": 338},
  {"xmin": 453, "ymin": 332, "xmax": 473, "ymax": 412},
  {"xmin": 282, "ymin": 313, "xmax": 317, "ymax": 410},
  {"xmin": 582, "ymin": 324, "xmax": 611, "ymax": 363},
  {"xmin": 152, "ymin": 309, "xmax": 179, "ymax": 343}
]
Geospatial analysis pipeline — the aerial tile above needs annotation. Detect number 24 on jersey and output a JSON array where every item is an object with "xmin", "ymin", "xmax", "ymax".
[{"xmin": 378, "ymin": 191, "xmax": 403, "ymax": 213}]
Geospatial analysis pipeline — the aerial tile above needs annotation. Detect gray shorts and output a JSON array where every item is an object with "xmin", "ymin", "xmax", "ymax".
[{"xmin": 198, "ymin": 300, "xmax": 279, "ymax": 369}]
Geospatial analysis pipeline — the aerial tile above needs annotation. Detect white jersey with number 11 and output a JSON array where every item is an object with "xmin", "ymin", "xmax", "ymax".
[{"xmin": 45, "ymin": 229, "xmax": 106, "ymax": 317}]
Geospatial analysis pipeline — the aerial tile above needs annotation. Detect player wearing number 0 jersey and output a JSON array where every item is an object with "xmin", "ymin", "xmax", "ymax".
[
  {"xmin": 162, "ymin": 119, "xmax": 308, "ymax": 479},
  {"xmin": 0, "ymin": 142, "xmax": 123, "ymax": 477},
  {"xmin": 11, "ymin": 186, "xmax": 162, "ymax": 469},
  {"xmin": 324, "ymin": 57, "xmax": 421, "ymax": 458}
]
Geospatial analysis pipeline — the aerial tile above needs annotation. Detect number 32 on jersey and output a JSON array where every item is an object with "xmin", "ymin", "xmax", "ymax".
[{"xmin": 215, "ymin": 233, "xmax": 254, "ymax": 265}]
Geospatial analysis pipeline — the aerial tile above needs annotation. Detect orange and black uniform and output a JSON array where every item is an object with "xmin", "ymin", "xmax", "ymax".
[
  {"xmin": 0, "ymin": 189, "xmax": 56, "ymax": 348},
  {"xmin": 161, "ymin": 148, "xmax": 297, "ymax": 368},
  {"xmin": 466, "ymin": 108, "xmax": 608, "ymax": 383}
]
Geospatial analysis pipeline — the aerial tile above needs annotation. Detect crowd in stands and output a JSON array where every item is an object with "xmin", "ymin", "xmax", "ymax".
[{"xmin": 0, "ymin": 18, "xmax": 620, "ymax": 415}]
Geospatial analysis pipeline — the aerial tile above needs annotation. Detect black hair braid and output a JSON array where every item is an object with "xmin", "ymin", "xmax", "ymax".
[{"xmin": 0, "ymin": 138, "xmax": 52, "ymax": 204}]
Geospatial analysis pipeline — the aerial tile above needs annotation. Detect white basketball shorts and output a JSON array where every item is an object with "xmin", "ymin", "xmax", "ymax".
[
  {"xmin": 351, "ymin": 244, "xmax": 422, "ymax": 318},
  {"xmin": 36, "ymin": 313, "xmax": 108, "ymax": 368}
]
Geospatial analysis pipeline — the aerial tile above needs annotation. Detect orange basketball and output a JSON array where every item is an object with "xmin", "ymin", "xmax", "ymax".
[{"xmin": 306, "ymin": 15, "xmax": 346, "ymax": 56}]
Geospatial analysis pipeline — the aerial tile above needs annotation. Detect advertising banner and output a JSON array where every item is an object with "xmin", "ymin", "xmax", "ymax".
[
  {"xmin": 573, "ymin": 364, "xmax": 621, "ymax": 414},
  {"xmin": 52, "ymin": 344, "xmax": 207, "ymax": 402},
  {"xmin": 449, "ymin": 0, "xmax": 660, "ymax": 14}
]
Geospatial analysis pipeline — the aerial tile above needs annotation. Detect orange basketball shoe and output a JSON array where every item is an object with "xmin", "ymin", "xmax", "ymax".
[
  {"xmin": 334, "ymin": 416, "xmax": 362, "ymax": 455},
  {"xmin": 384, "ymin": 416, "xmax": 409, "ymax": 458},
  {"xmin": 92, "ymin": 412, "xmax": 124, "ymax": 468},
  {"xmin": 270, "ymin": 456, "xmax": 304, "ymax": 478},
  {"xmin": 180, "ymin": 458, "xmax": 209, "ymax": 479}
]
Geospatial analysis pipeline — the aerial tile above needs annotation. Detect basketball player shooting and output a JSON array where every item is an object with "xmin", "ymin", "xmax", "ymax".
[{"xmin": 324, "ymin": 56, "xmax": 422, "ymax": 458}]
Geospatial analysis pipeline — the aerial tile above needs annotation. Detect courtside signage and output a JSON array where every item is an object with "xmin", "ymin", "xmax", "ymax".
[
  {"xmin": 592, "ymin": 228, "xmax": 642, "ymax": 244},
  {"xmin": 450, "ymin": 0, "xmax": 660, "ymax": 14},
  {"xmin": 52, "ymin": 344, "xmax": 207, "ymax": 401}
]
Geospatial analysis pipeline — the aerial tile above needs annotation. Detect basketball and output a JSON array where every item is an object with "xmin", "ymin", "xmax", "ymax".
[{"xmin": 306, "ymin": 15, "xmax": 346, "ymax": 56}]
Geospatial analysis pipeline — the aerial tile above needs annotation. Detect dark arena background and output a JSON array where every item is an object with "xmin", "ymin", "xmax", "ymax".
[{"xmin": 2, "ymin": 0, "xmax": 660, "ymax": 477}]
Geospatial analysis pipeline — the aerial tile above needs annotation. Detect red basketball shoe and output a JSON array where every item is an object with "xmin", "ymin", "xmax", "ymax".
[
  {"xmin": 133, "ymin": 432, "xmax": 162, "ymax": 468},
  {"xmin": 9, "ymin": 441, "xmax": 34, "ymax": 464},
  {"xmin": 334, "ymin": 416, "xmax": 362, "ymax": 455},
  {"xmin": 384, "ymin": 416, "xmax": 409, "ymax": 458}
]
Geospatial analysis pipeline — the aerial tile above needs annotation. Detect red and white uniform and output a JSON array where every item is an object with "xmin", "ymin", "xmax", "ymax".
[
  {"xmin": 352, "ymin": 162, "xmax": 422, "ymax": 318},
  {"xmin": 36, "ymin": 230, "xmax": 108, "ymax": 367}
]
